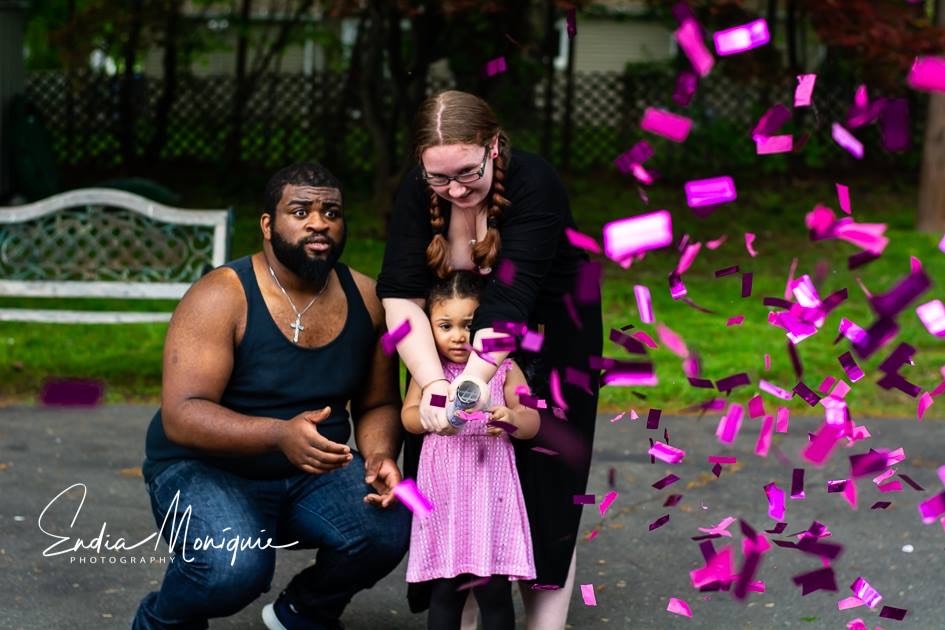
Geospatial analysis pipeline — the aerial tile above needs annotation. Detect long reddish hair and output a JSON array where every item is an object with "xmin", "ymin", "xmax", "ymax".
[{"xmin": 414, "ymin": 90, "xmax": 511, "ymax": 279}]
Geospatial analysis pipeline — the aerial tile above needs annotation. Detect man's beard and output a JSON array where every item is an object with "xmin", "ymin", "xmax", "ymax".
[{"xmin": 270, "ymin": 225, "xmax": 346, "ymax": 290}]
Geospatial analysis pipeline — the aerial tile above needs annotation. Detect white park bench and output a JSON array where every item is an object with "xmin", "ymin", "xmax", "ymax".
[{"xmin": 0, "ymin": 188, "xmax": 232, "ymax": 323}]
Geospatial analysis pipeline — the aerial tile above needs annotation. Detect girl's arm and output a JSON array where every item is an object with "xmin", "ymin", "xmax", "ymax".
[
  {"xmin": 495, "ymin": 360, "xmax": 540, "ymax": 440},
  {"xmin": 401, "ymin": 375, "xmax": 426, "ymax": 435}
]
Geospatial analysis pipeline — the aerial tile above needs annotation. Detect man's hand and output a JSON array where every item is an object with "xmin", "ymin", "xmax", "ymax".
[
  {"xmin": 419, "ymin": 379, "xmax": 456, "ymax": 435},
  {"xmin": 277, "ymin": 407, "xmax": 353, "ymax": 474},
  {"xmin": 363, "ymin": 454, "xmax": 402, "ymax": 508}
]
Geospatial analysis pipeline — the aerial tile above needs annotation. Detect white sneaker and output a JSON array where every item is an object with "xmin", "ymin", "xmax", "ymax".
[{"xmin": 261, "ymin": 603, "xmax": 289, "ymax": 630}]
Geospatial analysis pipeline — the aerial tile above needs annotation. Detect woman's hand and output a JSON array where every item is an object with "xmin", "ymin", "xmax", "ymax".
[{"xmin": 420, "ymin": 379, "xmax": 456, "ymax": 435}]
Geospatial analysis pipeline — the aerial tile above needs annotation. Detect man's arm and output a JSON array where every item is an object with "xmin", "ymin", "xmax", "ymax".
[
  {"xmin": 160, "ymin": 264, "xmax": 351, "ymax": 474},
  {"xmin": 351, "ymin": 272, "xmax": 406, "ymax": 506}
]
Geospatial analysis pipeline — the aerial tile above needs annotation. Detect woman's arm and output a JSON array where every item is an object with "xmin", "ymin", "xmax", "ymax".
[{"xmin": 382, "ymin": 297, "xmax": 452, "ymax": 434}]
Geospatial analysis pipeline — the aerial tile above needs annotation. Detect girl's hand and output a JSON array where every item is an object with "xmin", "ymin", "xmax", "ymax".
[
  {"xmin": 486, "ymin": 406, "xmax": 518, "ymax": 437},
  {"xmin": 420, "ymin": 379, "xmax": 457, "ymax": 435}
]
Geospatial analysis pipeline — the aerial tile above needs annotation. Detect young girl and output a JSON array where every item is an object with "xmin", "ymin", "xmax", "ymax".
[{"xmin": 402, "ymin": 271, "xmax": 540, "ymax": 630}]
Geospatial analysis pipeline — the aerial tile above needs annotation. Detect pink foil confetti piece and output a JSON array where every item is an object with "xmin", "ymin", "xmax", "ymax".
[
  {"xmin": 907, "ymin": 56, "xmax": 945, "ymax": 92},
  {"xmin": 705, "ymin": 234, "xmax": 727, "ymax": 249},
  {"xmin": 776, "ymin": 406, "xmax": 790, "ymax": 433},
  {"xmin": 837, "ymin": 183, "xmax": 852, "ymax": 214},
  {"xmin": 631, "ymin": 331, "xmax": 659, "ymax": 349},
  {"xmin": 496, "ymin": 259, "xmax": 516, "ymax": 285},
  {"xmin": 755, "ymin": 415, "xmax": 774, "ymax": 457},
  {"xmin": 744, "ymin": 232, "xmax": 758, "ymax": 257},
  {"xmin": 832, "ymin": 123, "xmax": 864, "ymax": 159},
  {"xmin": 586, "ymin": 529, "xmax": 599, "ymax": 542},
  {"xmin": 675, "ymin": 19, "xmax": 715, "ymax": 77},
  {"xmin": 392, "ymin": 478, "xmax": 434, "ymax": 518},
  {"xmin": 802, "ymin": 422, "xmax": 842, "ymax": 466},
  {"xmin": 580, "ymin": 584, "xmax": 597, "ymax": 606},
  {"xmin": 764, "ymin": 353, "xmax": 771, "ymax": 370},
  {"xmin": 429, "ymin": 394, "xmax": 446, "ymax": 408},
  {"xmin": 564, "ymin": 227, "xmax": 602, "ymax": 254},
  {"xmin": 917, "ymin": 491, "xmax": 945, "ymax": 524},
  {"xmin": 649, "ymin": 441, "xmax": 686, "ymax": 464},
  {"xmin": 656, "ymin": 323, "xmax": 689, "ymax": 358},
  {"xmin": 792, "ymin": 567, "xmax": 838, "ymax": 595},
  {"xmin": 748, "ymin": 395, "xmax": 766, "ymax": 418},
  {"xmin": 795, "ymin": 73, "xmax": 817, "ymax": 106},
  {"xmin": 684, "ymin": 176, "xmax": 736, "ymax": 207},
  {"xmin": 713, "ymin": 18, "xmax": 770, "ymax": 56},
  {"xmin": 666, "ymin": 597, "xmax": 693, "ymax": 617},
  {"xmin": 727, "ymin": 315, "xmax": 744, "ymax": 327},
  {"xmin": 851, "ymin": 577, "xmax": 883, "ymax": 609},
  {"xmin": 707, "ymin": 455, "xmax": 737, "ymax": 464},
  {"xmin": 549, "ymin": 369, "xmax": 569, "ymax": 411},
  {"xmin": 716, "ymin": 403, "xmax": 744, "ymax": 444},
  {"xmin": 916, "ymin": 299, "xmax": 945, "ymax": 336},
  {"xmin": 482, "ymin": 56, "xmax": 507, "ymax": 77},
  {"xmin": 690, "ymin": 545, "xmax": 734, "ymax": 588},
  {"xmin": 634, "ymin": 284, "xmax": 654, "ymax": 323},
  {"xmin": 653, "ymin": 474, "xmax": 681, "ymax": 489},
  {"xmin": 759, "ymin": 379, "xmax": 793, "ymax": 401},
  {"xmin": 917, "ymin": 392, "xmax": 934, "ymax": 420},
  {"xmin": 531, "ymin": 446, "xmax": 558, "ymax": 456},
  {"xmin": 792, "ymin": 468, "xmax": 806, "ymax": 499},
  {"xmin": 603, "ymin": 210, "xmax": 673, "ymax": 263},
  {"xmin": 838, "ymin": 596, "xmax": 866, "ymax": 611},
  {"xmin": 649, "ymin": 514, "xmax": 671, "ymax": 531},
  {"xmin": 380, "ymin": 319, "xmax": 411, "ymax": 355},
  {"xmin": 675, "ymin": 242, "xmax": 702, "ymax": 275},
  {"xmin": 755, "ymin": 134, "xmax": 794, "ymax": 154},
  {"xmin": 879, "ymin": 605, "xmax": 907, "ymax": 620},
  {"xmin": 599, "ymin": 491, "xmax": 618, "ymax": 517},
  {"xmin": 520, "ymin": 329, "xmax": 544, "ymax": 352},
  {"xmin": 765, "ymin": 482, "xmax": 786, "ymax": 520},
  {"xmin": 640, "ymin": 108, "xmax": 693, "ymax": 143},
  {"xmin": 698, "ymin": 516, "xmax": 737, "ymax": 537}
]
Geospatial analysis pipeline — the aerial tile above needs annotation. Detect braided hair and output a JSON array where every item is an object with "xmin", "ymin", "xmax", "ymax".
[
  {"xmin": 414, "ymin": 91, "xmax": 512, "ymax": 279},
  {"xmin": 426, "ymin": 270, "xmax": 485, "ymax": 314}
]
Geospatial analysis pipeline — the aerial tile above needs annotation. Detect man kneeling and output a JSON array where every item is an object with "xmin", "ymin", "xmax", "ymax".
[{"xmin": 132, "ymin": 162, "xmax": 410, "ymax": 630}]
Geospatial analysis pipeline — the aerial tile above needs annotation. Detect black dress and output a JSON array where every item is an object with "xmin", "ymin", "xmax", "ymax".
[{"xmin": 377, "ymin": 149, "xmax": 602, "ymax": 608}]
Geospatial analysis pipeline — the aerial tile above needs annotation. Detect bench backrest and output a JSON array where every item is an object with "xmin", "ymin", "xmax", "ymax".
[{"xmin": 0, "ymin": 188, "xmax": 232, "ymax": 322}]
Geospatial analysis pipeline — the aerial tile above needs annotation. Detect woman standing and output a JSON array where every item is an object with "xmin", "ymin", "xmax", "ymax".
[{"xmin": 378, "ymin": 90, "xmax": 602, "ymax": 629}]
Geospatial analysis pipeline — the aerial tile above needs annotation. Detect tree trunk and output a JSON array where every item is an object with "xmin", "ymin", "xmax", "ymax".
[
  {"xmin": 146, "ymin": 0, "xmax": 183, "ymax": 163},
  {"xmin": 917, "ymin": 0, "xmax": 945, "ymax": 232},
  {"xmin": 359, "ymin": 2, "xmax": 391, "ymax": 217},
  {"xmin": 226, "ymin": 0, "xmax": 253, "ymax": 169},
  {"xmin": 540, "ymin": 0, "xmax": 556, "ymax": 158},
  {"xmin": 561, "ymin": 14, "xmax": 576, "ymax": 174},
  {"xmin": 119, "ymin": 0, "xmax": 144, "ymax": 168}
]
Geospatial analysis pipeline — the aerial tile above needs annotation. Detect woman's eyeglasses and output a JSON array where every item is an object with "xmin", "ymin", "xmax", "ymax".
[{"xmin": 422, "ymin": 146, "xmax": 490, "ymax": 187}]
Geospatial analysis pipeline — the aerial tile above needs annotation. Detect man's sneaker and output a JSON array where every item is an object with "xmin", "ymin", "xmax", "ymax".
[{"xmin": 262, "ymin": 598, "xmax": 345, "ymax": 630}]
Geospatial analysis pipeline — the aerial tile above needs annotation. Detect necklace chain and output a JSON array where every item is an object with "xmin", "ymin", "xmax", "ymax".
[{"xmin": 266, "ymin": 261, "xmax": 328, "ymax": 343}]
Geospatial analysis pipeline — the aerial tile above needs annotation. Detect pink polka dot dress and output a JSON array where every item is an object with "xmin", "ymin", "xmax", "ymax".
[{"xmin": 406, "ymin": 359, "xmax": 536, "ymax": 583}]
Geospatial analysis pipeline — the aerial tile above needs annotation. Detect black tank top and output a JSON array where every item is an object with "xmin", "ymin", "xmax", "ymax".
[{"xmin": 143, "ymin": 256, "xmax": 376, "ymax": 481}]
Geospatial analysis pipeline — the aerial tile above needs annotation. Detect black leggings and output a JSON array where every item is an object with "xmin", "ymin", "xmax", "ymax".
[{"xmin": 427, "ymin": 574, "xmax": 515, "ymax": 630}]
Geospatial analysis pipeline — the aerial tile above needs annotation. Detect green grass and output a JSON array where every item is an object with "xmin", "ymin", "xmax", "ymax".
[{"xmin": 2, "ymin": 173, "xmax": 942, "ymax": 418}]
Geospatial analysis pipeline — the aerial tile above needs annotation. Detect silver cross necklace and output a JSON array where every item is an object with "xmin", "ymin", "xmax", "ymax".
[{"xmin": 266, "ymin": 262, "xmax": 328, "ymax": 343}]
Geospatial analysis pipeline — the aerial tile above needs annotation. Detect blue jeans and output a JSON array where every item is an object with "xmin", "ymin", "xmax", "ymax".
[{"xmin": 132, "ymin": 454, "xmax": 410, "ymax": 629}]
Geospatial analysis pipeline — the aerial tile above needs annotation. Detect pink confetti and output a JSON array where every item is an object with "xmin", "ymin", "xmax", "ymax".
[
  {"xmin": 684, "ymin": 176, "xmax": 736, "ymax": 207},
  {"xmin": 603, "ymin": 210, "xmax": 673, "ymax": 263},
  {"xmin": 495, "ymin": 259, "xmax": 516, "ymax": 285},
  {"xmin": 656, "ymin": 323, "xmax": 689, "ymax": 358},
  {"xmin": 698, "ymin": 516, "xmax": 737, "ymax": 537},
  {"xmin": 716, "ymin": 403, "xmax": 744, "ymax": 444},
  {"xmin": 795, "ymin": 74, "xmax": 817, "ymax": 106},
  {"xmin": 690, "ymin": 545, "xmax": 734, "ymax": 588},
  {"xmin": 748, "ymin": 395, "xmax": 766, "ymax": 418},
  {"xmin": 675, "ymin": 19, "xmax": 715, "ymax": 77},
  {"xmin": 918, "ymin": 392, "xmax": 934, "ymax": 421},
  {"xmin": 713, "ymin": 18, "xmax": 770, "ymax": 55},
  {"xmin": 837, "ymin": 183, "xmax": 852, "ymax": 214},
  {"xmin": 765, "ymin": 482, "xmax": 786, "ymax": 520},
  {"xmin": 907, "ymin": 56, "xmax": 945, "ymax": 93},
  {"xmin": 634, "ymin": 284, "xmax": 654, "ymax": 323},
  {"xmin": 706, "ymin": 234, "xmax": 727, "ymax": 249},
  {"xmin": 745, "ymin": 232, "xmax": 758, "ymax": 257},
  {"xmin": 918, "ymin": 492, "xmax": 945, "ymax": 524},
  {"xmin": 759, "ymin": 379, "xmax": 793, "ymax": 401},
  {"xmin": 531, "ymin": 446, "xmax": 559, "ymax": 456},
  {"xmin": 631, "ymin": 331, "xmax": 659, "ymax": 349},
  {"xmin": 726, "ymin": 315, "xmax": 744, "ymax": 327},
  {"xmin": 586, "ymin": 529, "xmax": 599, "ymax": 541},
  {"xmin": 649, "ymin": 514, "xmax": 671, "ymax": 531},
  {"xmin": 520, "ymin": 329, "xmax": 544, "ymax": 352},
  {"xmin": 916, "ymin": 299, "xmax": 945, "ymax": 336},
  {"xmin": 649, "ymin": 441, "xmax": 686, "ymax": 464},
  {"xmin": 641, "ymin": 108, "xmax": 693, "ymax": 143},
  {"xmin": 565, "ymin": 227, "xmax": 602, "ymax": 254},
  {"xmin": 392, "ymin": 478, "xmax": 433, "ymax": 518},
  {"xmin": 580, "ymin": 583, "xmax": 597, "ymax": 606},
  {"xmin": 764, "ymin": 353, "xmax": 771, "ymax": 370},
  {"xmin": 851, "ymin": 577, "xmax": 883, "ymax": 609},
  {"xmin": 666, "ymin": 597, "xmax": 693, "ymax": 617},
  {"xmin": 482, "ymin": 56, "xmax": 507, "ymax": 77},
  {"xmin": 599, "ymin": 491, "xmax": 618, "ymax": 517},
  {"xmin": 549, "ymin": 369, "xmax": 569, "ymax": 411},
  {"xmin": 755, "ymin": 415, "xmax": 774, "ymax": 457},
  {"xmin": 838, "ymin": 596, "xmax": 866, "ymax": 611},
  {"xmin": 380, "ymin": 319, "xmax": 411, "ymax": 355},
  {"xmin": 755, "ymin": 134, "xmax": 793, "ymax": 154},
  {"xmin": 676, "ymin": 242, "xmax": 702, "ymax": 275},
  {"xmin": 832, "ymin": 123, "xmax": 864, "ymax": 159},
  {"xmin": 802, "ymin": 422, "xmax": 842, "ymax": 466}
]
